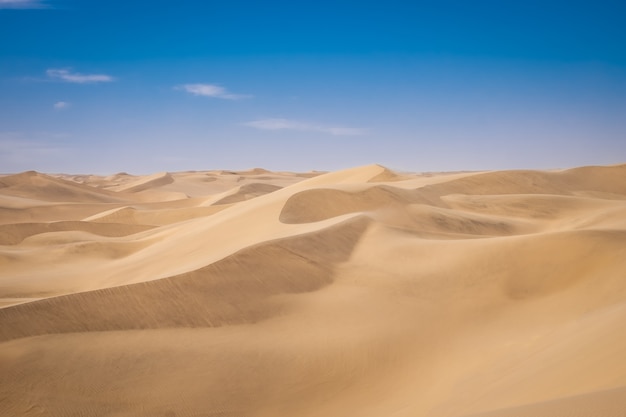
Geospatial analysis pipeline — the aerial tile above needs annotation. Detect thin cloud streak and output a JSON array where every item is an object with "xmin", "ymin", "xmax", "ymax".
[
  {"xmin": 46, "ymin": 68, "xmax": 115, "ymax": 84},
  {"xmin": 245, "ymin": 118, "xmax": 367, "ymax": 136},
  {"xmin": 0, "ymin": 0, "xmax": 49, "ymax": 9},
  {"xmin": 53, "ymin": 101, "xmax": 69, "ymax": 110},
  {"xmin": 0, "ymin": 132, "xmax": 70, "ymax": 173},
  {"xmin": 177, "ymin": 83, "xmax": 251, "ymax": 100}
]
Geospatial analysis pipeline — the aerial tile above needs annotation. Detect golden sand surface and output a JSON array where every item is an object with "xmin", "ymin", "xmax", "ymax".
[{"xmin": 1, "ymin": 164, "xmax": 625, "ymax": 416}]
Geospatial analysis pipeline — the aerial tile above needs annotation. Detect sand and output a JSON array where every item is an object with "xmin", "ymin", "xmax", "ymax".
[{"xmin": 1, "ymin": 163, "xmax": 625, "ymax": 416}]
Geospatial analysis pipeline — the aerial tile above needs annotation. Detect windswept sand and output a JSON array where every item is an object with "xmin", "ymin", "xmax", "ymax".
[{"xmin": 1, "ymin": 164, "xmax": 625, "ymax": 417}]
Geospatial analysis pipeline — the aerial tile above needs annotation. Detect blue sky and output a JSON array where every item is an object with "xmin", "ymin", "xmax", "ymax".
[{"xmin": 1, "ymin": 0, "xmax": 625, "ymax": 174}]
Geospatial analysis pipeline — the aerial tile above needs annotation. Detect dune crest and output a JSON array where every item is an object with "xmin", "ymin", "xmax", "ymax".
[
  {"xmin": 1, "ymin": 163, "xmax": 625, "ymax": 417},
  {"xmin": 112, "ymin": 171, "xmax": 174, "ymax": 193}
]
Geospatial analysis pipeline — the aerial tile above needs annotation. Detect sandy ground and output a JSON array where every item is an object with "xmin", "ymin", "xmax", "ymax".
[{"xmin": 1, "ymin": 163, "xmax": 625, "ymax": 417}]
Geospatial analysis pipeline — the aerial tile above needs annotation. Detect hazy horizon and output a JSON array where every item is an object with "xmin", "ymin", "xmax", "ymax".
[{"xmin": 1, "ymin": 0, "xmax": 625, "ymax": 174}]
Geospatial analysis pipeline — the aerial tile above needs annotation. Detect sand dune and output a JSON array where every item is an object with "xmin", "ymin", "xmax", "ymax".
[
  {"xmin": 212, "ymin": 183, "xmax": 283, "ymax": 205},
  {"xmin": 0, "ymin": 171, "xmax": 132, "ymax": 203},
  {"xmin": 0, "ymin": 220, "xmax": 154, "ymax": 245},
  {"xmin": 1, "ymin": 163, "xmax": 625, "ymax": 416},
  {"xmin": 464, "ymin": 386, "xmax": 626, "ymax": 417}
]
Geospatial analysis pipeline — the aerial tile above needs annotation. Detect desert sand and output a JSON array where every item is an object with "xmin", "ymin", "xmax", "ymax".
[{"xmin": 1, "ymin": 163, "xmax": 625, "ymax": 417}]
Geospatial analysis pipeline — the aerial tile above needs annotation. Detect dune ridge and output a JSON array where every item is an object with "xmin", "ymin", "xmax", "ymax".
[
  {"xmin": 1, "ymin": 163, "xmax": 625, "ymax": 416},
  {"xmin": 463, "ymin": 385, "xmax": 626, "ymax": 417}
]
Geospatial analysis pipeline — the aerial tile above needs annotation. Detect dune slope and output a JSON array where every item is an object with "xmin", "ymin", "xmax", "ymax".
[{"xmin": 1, "ymin": 163, "xmax": 625, "ymax": 417}]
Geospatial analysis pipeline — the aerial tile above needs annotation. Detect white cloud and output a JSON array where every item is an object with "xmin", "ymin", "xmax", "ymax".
[
  {"xmin": 53, "ymin": 101, "xmax": 69, "ymax": 110},
  {"xmin": 0, "ymin": 0, "xmax": 48, "ymax": 9},
  {"xmin": 46, "ymin": 68, "xmax": 115, "ymax": 84},
  {"xmin": 244, "ymin": 118, "xmax": 367, "ymax": 136},
  {"xmin": 177, "ymin": 83, "xmax": 251, "ymax": 100}
]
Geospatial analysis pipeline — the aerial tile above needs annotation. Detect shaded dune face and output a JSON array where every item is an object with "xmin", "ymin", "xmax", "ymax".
[
  {"xmin": 0, "ymin": 216, "xmax": 369, "ymax": 341},
  {"xmin": 213, "ymin": 183, "xmax": 283, "ymax": 205},
  {"xmin": 279, "ymin": 186, "xmax": 526, "ymax": 237},
  {"xmin": 112, "ymin": 172, "xmax": 175, "ymax": 193},
  {"xmin": 280, "ymin": 186, "xmax": 424, "ymax": 223},
  {"xmin": 0, "ymin": 221, "xmax": 154, "ymax": 245},
  {"xmin": 1, "ymin": 163, "xmax": 626, "ymax": 417}
]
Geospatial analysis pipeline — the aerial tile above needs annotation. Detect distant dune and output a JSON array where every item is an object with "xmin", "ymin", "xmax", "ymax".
[{"xmin": 1, "ymin": 163, "xmax": 625, "ymax": 417}]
